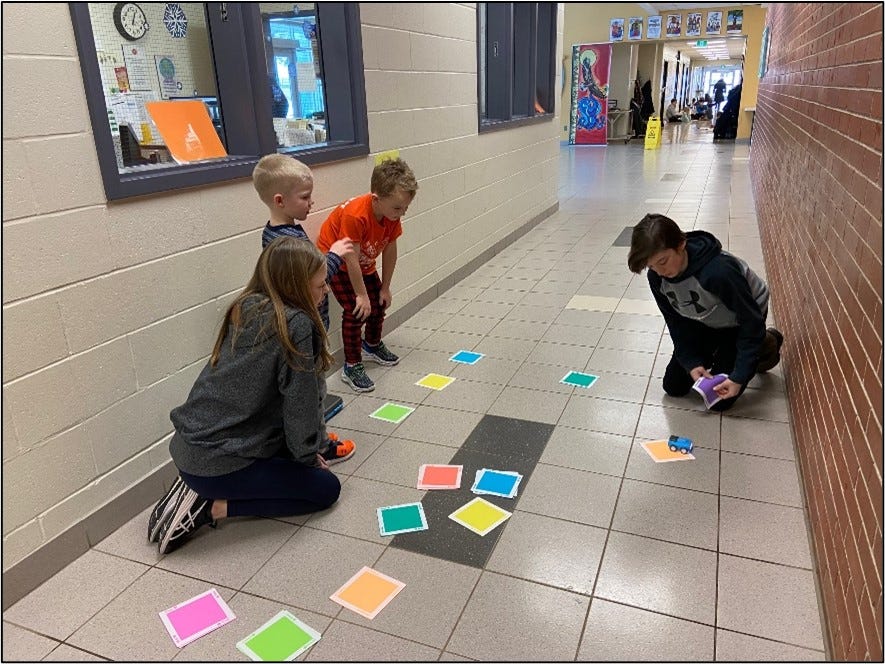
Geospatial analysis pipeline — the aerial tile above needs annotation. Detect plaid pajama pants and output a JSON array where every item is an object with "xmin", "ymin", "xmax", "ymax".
[{"xmin": 328, "ymin": 268, "xmax": 385, "ymax": 365}]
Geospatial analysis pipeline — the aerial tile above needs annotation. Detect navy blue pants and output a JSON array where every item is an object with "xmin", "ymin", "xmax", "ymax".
[{"xmin": 179, "ymin": 457, "xmax": 340, "ymax": 518}]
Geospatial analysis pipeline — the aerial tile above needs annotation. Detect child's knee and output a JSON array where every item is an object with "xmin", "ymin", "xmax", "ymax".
[{"xmin": 318, "ymin": 473, "xmax": 341, "ymax": 508}]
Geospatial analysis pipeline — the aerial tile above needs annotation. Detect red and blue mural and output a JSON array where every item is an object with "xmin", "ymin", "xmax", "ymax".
[{"xmin": 568, "ymin": 43, "xmax": 612, "ymax": 145}]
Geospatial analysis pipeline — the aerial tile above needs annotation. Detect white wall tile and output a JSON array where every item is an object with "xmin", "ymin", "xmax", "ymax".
[
  {"xmin": 2, "ymin": 58, "xmax": 89, "ymax": 139},
  {"xmin": 5, "ymin": 338, "xmax": 137, "ymax": 447},
  {"xmin": 3, "ymin": 207, "xmax": 116, "ymax": 302},
  {"xmin": 2, "ymin": 294, "xmax": 69, "ymax": 381},
  {"xmin": 2, "ymin": 520, "xmax": 44, "ymax": 571},
  {"xmin": 2, "ymin": 423, "xmax": 97, "ymax": 533},
  {"xmin": 22, "ymin": 134, "xmax": 106, "ymax": 214},
  {"xmin": 2, "ymin": 3, "xmax": 78, "ymax": 56},
  {"xmin": 3, "ymin": 393, "xmax": 21, "ymax": 463},
  {"xmin": 2, "ymin": 140, "xmax": 38, "ymax": 220}
]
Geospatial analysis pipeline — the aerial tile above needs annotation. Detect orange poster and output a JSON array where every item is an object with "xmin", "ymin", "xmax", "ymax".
[{"xmin": 145, "ymin": 101, "xmax": 227, "ymax": 164}]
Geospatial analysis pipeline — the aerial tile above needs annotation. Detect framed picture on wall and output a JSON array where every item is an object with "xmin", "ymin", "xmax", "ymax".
[
  {"xmin": 758, "ymin": 25, "xmax": 771, "ymax": 78},
  {"xmin": 628, "ymin": 17, "xmax": 643, "ymax": 40},
  {"xmin": 610, "ymin": 18, "xmax": 624, "ymax": 41},
  {"xmin": 666, "ymin": 14, "xmax": 682, "ymax": 37},
  {"xmin": 706, "ymin": 11, "xmax": 722, "ymax": 35},
  {"xmin": 686, "ymin": 12, "xmax": 702, "ymax": 37},
  {"xmin": 727, "ymin": 9, "xmax": 744, "ymax": 34},
  {"xmin": 647, "ymin": 15, "xmax": 662, "ymax": 39}
]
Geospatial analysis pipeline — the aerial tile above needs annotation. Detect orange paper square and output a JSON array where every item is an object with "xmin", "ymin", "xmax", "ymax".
[
  {"xmin": 330, "ymin": 567, "xmax": 405, "ymax": 619},
  {"xmin": 641, "ymin": 439, "xmax": 696, "ymax": 462},
  {"xmin": 145, "ymin": 100, "xmax": 227, "ymax": 163},
  {"xmin": 417, "ymin": 464, "xmax": 462, "ymax": 489}
]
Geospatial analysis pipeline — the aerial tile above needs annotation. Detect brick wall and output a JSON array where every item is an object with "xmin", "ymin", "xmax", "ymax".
[{"xmin": 749, "ymin": 3, "xmax": 883, "ymax": 661}]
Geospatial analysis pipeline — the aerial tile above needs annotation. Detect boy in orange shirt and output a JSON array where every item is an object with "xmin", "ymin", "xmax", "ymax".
[{"xmin": 317, "ymin": 158, "xmax": 418, "ymax": 392}]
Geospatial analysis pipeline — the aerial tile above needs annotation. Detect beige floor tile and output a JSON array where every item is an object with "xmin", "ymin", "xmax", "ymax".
[
  {"xmin": 1, "ymin": 622, "xmax": 59, "ymax": 661},
  {"xmin": 715, "ymin": 629, "xmax": 824, "ymax": 661},
  {"xmin": 305, "ymin": 620, "xmax": 440, "ymax": 661}
]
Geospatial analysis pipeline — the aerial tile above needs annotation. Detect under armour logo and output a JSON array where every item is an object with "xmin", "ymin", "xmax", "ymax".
[{"xmin": 665, "ymin": 290, "xmax": 707, "ymax": 314}]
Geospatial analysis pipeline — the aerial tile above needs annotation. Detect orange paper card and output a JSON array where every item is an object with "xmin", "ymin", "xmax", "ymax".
[
  {"xmin": 417, "ymin": 464, "xmax": 463, "ymax": 490},
  {"xmin": 640, "ymin": 439, "xmax": 696, "ymax": 463},
  {"xmin": 145, "ymin": 100, "xmax": 227, "ymax": 164},
  {"xmin": 330, "ymin": 567, "xmax": 405, "ymax": 619}
]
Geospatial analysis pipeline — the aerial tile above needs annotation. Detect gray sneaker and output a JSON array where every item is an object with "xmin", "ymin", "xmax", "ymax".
[
  {"xmin": 147, "ymin": 476, "xmax": 186, "ymax": 543},
  {"xmin": 341, "ymin": 362, "xmax": 375, "ymax": 392},
  {"xmin": 362, "ymin": 340, "xmax": 399, "ymax": 366}
]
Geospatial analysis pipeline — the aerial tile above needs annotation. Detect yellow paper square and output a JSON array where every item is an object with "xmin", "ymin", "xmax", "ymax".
[
  {"xmin": 641, "ymin": 439, "xmax": 696, "ymax": 462},
  {"xmin": 449, "ymin": 498, "xmax": 511, "ymax": 536},
  {"xmin": 416, "ymin": 374, "xmax": 455, "ymax": 390}
]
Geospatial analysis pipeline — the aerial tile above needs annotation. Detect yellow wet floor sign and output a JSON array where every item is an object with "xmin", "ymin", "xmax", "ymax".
[{"xmin": 645, "ymin": 116, "xmax": 662, "ymax": 149}]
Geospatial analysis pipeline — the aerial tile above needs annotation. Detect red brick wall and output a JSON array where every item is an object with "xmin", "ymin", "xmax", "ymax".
[{"xmin": 749, "ymin": 3, "xmax": 883, "ymax": 661}]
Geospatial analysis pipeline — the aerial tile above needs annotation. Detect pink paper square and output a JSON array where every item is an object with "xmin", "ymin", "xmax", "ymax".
[
  {"xmin": 417, "ymin": 464, "xmax": 462, "ymax": 489},
  {"xmin": 160, "ymin": 589, "xmax": 235, "ymax": 647}
]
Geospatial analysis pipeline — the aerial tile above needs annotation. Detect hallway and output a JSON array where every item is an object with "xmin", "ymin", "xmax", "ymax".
[{"xmin": 3, "ymin": 129, "xmax": 828, "ymax": 661}]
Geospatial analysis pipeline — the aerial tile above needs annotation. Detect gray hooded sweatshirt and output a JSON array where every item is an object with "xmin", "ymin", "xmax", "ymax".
[{"xmin": 169, "ymin": 296, "xmax": 327, "ymax": 477}]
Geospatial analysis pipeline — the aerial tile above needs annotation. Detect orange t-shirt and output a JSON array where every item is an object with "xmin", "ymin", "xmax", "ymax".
[{"xmin": 317, "ymin": 194, "xmax": 403, "ymax": 276}]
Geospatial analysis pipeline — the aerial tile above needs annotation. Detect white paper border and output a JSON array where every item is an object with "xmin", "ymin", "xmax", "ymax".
[
  {"xmin": 415, "ymin": 373, "xmax": 456, "ymax": 391},
  {"xmin": 416, "ymin": 464, "xmax": 463, "ymax": 490},
  {"xmin": 470, "ymin": 468, "xmax": 522, "ymax": 499},
  {"xmin": 159, "ymin": 588, "xmax": 236, "ymax": 648},
  {"xmin": 330, "ymin": 567, "xmax": 406, "ymax": 619},
  {"xmin": 235, "ymin": 610, "xmax": 321, "ymax": 661},
  {"xmin": 369, "ymin": 402, "xmax": 415, "ymax": 424},
  {"xmin": 448, "ymin": 497, "xmax": 512, "ymax": 536},
  {"xmin": 377, "ymin": 502, "xmax": 428, "ymax": 536},
  {"xmin": 449, "ymin": 350, "xmax": 484, "ymax": 365}
]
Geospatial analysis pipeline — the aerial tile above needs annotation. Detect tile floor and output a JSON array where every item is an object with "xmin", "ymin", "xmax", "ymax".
[{"xmin": 3, "ymin": 123, "xmax": 828, "ymax": 661}]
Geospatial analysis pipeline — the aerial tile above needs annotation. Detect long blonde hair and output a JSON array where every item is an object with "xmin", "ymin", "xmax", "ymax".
[{"xmin": 211, "ymin": 237, "xmax": 332, "ymax": 371}]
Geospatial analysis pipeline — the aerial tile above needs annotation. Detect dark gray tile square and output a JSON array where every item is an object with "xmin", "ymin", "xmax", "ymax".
[{"xmin": 612, "ymin": 226, "xmax": 635, "ymax": 247}]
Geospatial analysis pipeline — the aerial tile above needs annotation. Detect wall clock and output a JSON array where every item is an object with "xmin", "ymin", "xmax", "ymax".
[
  {"xmin": 163, "ymin": 3, "xmax": 188, "ymax": 38},
  {"xmin": 113, "ymin": 3, "xmax": 149, "ymax": 41}
]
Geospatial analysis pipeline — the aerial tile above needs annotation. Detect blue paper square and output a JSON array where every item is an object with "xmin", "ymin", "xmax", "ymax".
[
  {"xmin": 472, "ymin": 469, "xmax": 521, "ymax": 498},
  {"xmin": 450, "ymin": 350, "xmax": 484, "ymax": 365}
]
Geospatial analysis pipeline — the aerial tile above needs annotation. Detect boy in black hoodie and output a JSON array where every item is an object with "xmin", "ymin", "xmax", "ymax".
[{"xmin": 628, "ymin": 214, "xmax": 783, "ymax": 411}]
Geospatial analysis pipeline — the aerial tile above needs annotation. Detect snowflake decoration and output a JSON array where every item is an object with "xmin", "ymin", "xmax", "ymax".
[{"xmin": 163, "ymin": 3, "xmax": 188, "ymax": 38}]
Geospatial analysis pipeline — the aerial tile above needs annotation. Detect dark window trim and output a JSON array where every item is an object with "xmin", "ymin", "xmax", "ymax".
[
  {"xmin": 70, "ymin": 2, "xmax": 368, "ymax": 202},
  {"xmin": 477, "ymin": 2, "xmax": 557, "ymax": 134}
]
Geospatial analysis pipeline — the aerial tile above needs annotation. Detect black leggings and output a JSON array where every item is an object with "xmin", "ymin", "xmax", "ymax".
[{"xmin": 179, "ymin": 457, "xmax": 341, "ymax": 518}]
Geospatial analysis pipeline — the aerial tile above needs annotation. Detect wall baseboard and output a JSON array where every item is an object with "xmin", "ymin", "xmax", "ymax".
[{"xmin": 1, "ymin": 200, "xmax": 558, "ymax": 610}]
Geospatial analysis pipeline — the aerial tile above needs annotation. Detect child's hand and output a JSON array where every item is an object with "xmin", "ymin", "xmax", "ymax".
[
  {"xmin": 690, "ymin": 366, "xmax": 713, "ymax": 382},
  {"xmin": 713, "ymin": 379, "xmax": 742, "ymax": 399},
  {"xmin": 379, "ymin": 287, "xmax": 393, "ymax": 310},
  {"xmin": 353, "ymin": 294, "xmax": 371, "ymax": 320},
  {"xmin": 330, "ymin": 237, "xmax": 355, "ymax": 260},
  {"xmin": 315, "ymin": 453, "xmax": 330, "ymax": 470}
]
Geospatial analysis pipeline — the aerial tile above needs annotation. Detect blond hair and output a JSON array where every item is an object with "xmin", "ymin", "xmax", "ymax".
[
  {"xmin": 371, "ymin": 158, "xmax": 418, "ymax": 198},
  {"xmin": 252, "ymin": 154, "xmax": 313, "ymax": 206}
]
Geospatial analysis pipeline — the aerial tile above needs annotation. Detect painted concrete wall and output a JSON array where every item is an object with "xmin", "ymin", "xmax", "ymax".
[{"xmin": 1, "ymin": 2, "xmax": 564, "ymax": 571}]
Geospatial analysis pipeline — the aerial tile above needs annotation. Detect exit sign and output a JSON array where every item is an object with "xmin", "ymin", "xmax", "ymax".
[{"xmin": 695, "ymin": 40, "xmax": 708, "ymax": 46}]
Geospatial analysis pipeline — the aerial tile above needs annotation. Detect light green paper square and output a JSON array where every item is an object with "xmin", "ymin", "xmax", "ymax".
[
  {"xmin": 237, "ymin": 611, "xmax": 320, "ymax": 661},
  {"xmin": 369, "ymin": 402, "xmax": 415, "ymax": 424}
]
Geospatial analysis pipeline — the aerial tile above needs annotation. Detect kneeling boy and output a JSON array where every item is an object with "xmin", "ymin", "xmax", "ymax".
[{"xmin": 628, "ymin": 213, "xmax": 783, "ymax": 411}]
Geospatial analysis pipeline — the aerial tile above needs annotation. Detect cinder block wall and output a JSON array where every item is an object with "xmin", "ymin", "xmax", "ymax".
[
  {"xmin": 749, "ymin": 3, "xmax": 883, "ymax": 660},
  {"xmin": 2, "ymin": 2, "xmax": 563, "ymax": 584}
]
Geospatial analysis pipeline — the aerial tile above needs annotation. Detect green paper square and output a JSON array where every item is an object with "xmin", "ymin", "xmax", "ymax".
[
  {"xmin": 560, "ymin": 371, "xmax": 598, "ymax": 388},
  {"xmin": 239, "ymin": 612, "xmax": 318, "ymax": 661},
  {"xmin": 369, "ymin": 403, "xmax": 414, "ymax": 424},
  {"xmin": 378, "ymin": 503, "xmax": 427, "ymax": 536}
]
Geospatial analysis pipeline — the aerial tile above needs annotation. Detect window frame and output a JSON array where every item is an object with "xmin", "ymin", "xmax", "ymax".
[
  {"xmin": 69, "ymin": 2, "xmax": 368, "ymax": 201},
  {"xmin": 477, "ymin": 2, "xmax": 557, "ymax": 133}
]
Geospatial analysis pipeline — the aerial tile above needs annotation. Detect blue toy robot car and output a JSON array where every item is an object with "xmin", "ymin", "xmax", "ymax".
[{"xmin": 668, "ymin": 435, "xmax": 694, "ymax": 454}]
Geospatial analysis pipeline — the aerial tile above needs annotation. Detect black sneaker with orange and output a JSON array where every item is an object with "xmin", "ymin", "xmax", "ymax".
[{"xmin": 321, "ymin": 433, "xmax": 355, "ymax": 465}]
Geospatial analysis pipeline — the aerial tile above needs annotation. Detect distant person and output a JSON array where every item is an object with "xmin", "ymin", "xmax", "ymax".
[
  {"xmin": 665, "ymin": 98, "xmax": 682, "ymax": 122},
  {"xmin": 713, "ymin": 77, "xmax": 727, "ymax": 112},
  {"xmin": 627, "ymin": 214, "xmax": 783, "ymax": 411},
  {"xmin": 269, "ymin": 74, "xmax": 289, "ymax": 118}
]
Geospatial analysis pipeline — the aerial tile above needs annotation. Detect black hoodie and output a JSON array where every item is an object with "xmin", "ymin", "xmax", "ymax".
[{"xmin": 647, "ymin": 231, "xmax": 769, "ymax": 384}]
